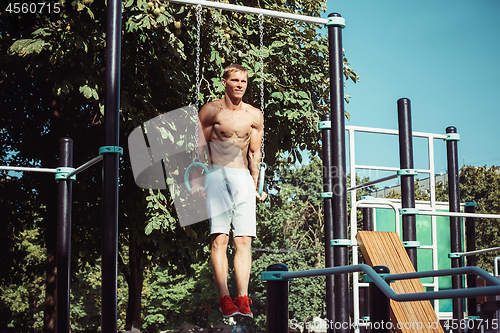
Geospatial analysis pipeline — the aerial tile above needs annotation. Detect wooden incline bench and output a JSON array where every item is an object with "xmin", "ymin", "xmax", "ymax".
[{"xmin": 356, "ymin": 231, "xmax": 444, "ymax": 333}]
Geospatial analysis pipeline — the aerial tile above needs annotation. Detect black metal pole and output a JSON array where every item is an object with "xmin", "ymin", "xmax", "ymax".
[
  {"xmin": 363, "ymin": 205, "xmax": 373, "ymax": 232},
  {"xmin": 328, "ymin": 13, "xmax": 349, "ymax": 333},
  {"xmin": 102, "ymin": 0, "xmax": 122, "ymax": 330},
  {"xmin": 322, "ymin": 114, "xmax": 335, "ymax": 333},
  {"xmin": 266, "ymin": 264, "xmax": 289, "ymax": 333},
  {"xmin": 397, "ymin": 98, "xmax": 417, "ymax": 269},
  {"xmin": 363, "ymin": 202, "xmax": 373, "ymax": 327},
  {"xmin": 370, "ymin": 266, "xmax": 391, "ymax": 333},
  {"xmin": 56, "ymin": 138, "xmax": 73, "ymax": 333},
  {"xmin": 465, "ymin": 201, "xmax": 478, "ymax": 333},
  {"xmin": 446, "ymin": 126, "xmax": 464, "ymax": 333}
]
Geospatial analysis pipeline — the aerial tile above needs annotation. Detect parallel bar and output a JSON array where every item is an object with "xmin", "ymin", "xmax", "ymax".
[
  {"xmin": 451, "ymin": 247, "xmax": 500, "ymax": 258},
  {"xmin": 387, "ymin": 267, "xmax": 500, "ymax": 286},
  {"xmin": 276, "ymin": 264, "xmax": 500, "ymax": 301},
  {"xmin": 166, "ymin": 0, "xmax": 328, "ymax": 25},
  {"xmin": 67, "ymin": 155, "xmax": 103, "ymax": 178},
  {"xmin": 347, "ymin": 173, "xmax": 398, "ymax": 192},
  {"xmin": 0, "ymin": 165, "xmax": 57, "ymax": 173}
]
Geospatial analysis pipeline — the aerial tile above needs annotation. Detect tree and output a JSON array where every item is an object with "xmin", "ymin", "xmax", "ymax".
[{"xmin": 458, "ymin": 165, "xmax": 500, "ymax": 272}]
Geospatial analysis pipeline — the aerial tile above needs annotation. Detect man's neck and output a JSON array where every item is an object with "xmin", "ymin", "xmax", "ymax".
[{"xmin": 223, "ymin": 95, "xmax": 244, "ymax": 111}]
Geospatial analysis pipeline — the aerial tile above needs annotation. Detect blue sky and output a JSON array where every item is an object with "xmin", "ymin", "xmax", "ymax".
[{"xmin": 320, "ymin": 0, "xmax": 500, "ymax": 181}]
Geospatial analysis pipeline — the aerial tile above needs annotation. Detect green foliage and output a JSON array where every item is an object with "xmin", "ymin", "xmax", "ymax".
[
  {"xmin": 0, "ymin": 229, "xmax": 45, "ymax": 332},
  {"xmin": 458, "ymin": 166, "xmax": 500, "ymax": 272},
  {"xmin": 143, "ymin": 259, "xmax": 220, "ymax": 330}
]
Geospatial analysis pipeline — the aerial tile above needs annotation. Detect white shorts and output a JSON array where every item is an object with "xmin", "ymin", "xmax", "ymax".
[{"xmin": 205, "ymin": 166, "xmax": 256, "ymax": 238}]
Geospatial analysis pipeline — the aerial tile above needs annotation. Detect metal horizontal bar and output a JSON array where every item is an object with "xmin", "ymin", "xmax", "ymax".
[
  {"xmin": 387, "ymin": 267, "xmax": 500, "ymax": 286},
  {"xmin": 354, "ymin": 165, "xmax": 431, "ymax": 174},
  {"xmin": 347, "ymin": 174, "xmax": 399, "ymax": 192},
  {"xmin": 345, "ymin": 125, "xmax": 448, "ymax": 140},
  {"xmin": 67, "ymin": 155, "xmax": 103, "ymax": 178},
  {"xmin": 275, "ymin": 264, "xmax": 500, "ymax": 302},
  {"xmin": 418, "ymin": 210, "xmax": 500, "ymax": 220},
  {"xmin": 450, "ymin": 247, "xmax": 500, "ymax": 258},
  {"xmin": 0, "ymin": 165, "xmax": 57, "ymax": 173},
  {"xmin": 166, "ymin": 0, "xmax": 329, "ymax": 25}
]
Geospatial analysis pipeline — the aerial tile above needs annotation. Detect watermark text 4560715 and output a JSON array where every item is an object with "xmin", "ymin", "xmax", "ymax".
[{"xmin": 5, "ymin": 2, "xmax": 61, "ymax": 14}]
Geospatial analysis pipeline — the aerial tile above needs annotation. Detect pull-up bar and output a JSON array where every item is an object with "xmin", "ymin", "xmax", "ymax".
[
  {"xmin": 165, "ymin": 0, "xmax": 344, "ymax": 26},
  {"xmin": 0, "ymin": 165, "xmax": 57, "ymax": 173}
]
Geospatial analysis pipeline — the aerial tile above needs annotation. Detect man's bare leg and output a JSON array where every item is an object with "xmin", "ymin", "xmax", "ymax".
[
  {"xmin": 233, "ymin": 236, "xmax": 252, "ymax": 297},
  {"xmin": 211, "ymin": 233, "xmax": 230, "ymax": 298}
]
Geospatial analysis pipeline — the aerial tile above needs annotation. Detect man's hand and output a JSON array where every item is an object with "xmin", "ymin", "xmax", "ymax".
[
  {"xmin": 191, "ymin": 185, "xmax": 206, "ymax": 198},
  {"xmin": 256, "ymin": 191, "xmax": 267, "ymax": 202}
]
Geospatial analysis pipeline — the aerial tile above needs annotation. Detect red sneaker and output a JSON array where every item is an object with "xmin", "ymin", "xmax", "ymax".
[
  {"xmin": 233, "ymin": 295, "xmax": 253, "ymax": 318},
  {"xmin": 219, "ymin": 295, "xmax": 241, "ymax": 318}
]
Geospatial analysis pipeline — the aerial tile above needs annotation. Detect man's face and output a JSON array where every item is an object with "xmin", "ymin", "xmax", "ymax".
[{"xmin": 222, "ymin": 70, "xmax": 248, "ymax": 99}]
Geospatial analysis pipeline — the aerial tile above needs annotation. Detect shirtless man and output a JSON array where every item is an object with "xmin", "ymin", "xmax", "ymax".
[{"xmin": 191, "ymin": 64, "xmax": 267, "ymax": 318}]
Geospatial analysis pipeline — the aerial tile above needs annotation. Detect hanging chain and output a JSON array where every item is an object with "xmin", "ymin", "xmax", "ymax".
[
  {"xmin": 258, "ymin": 13, "xmax": 265, "ymax": 162},
  {"xmin": 194, "ymin": 4, "xmax": 202, "ymax": 161}
]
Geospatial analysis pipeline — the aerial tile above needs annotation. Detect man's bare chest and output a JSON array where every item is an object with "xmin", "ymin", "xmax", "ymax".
[{"xmin": 212, "ymin": 109, "xmax": 256, "ymax": 140}]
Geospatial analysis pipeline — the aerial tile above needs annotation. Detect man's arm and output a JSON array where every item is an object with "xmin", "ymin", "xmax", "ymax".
[
  {"xmin": 190, "ymin": 103, "xmax": 215, "ymax": 194},
  {"xmin": 247, "ymin": 109, "xmax": 265, "ymax": 199}
]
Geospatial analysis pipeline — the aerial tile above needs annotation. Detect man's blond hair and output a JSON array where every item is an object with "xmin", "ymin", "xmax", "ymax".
[{"xmin": 223, "ymin": 64, "xmax": 248, "ymax": 80}]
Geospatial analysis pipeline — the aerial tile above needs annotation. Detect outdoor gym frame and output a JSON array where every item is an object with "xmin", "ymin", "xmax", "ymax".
[{"xmin": 0, "ymin": 139, "xmax": 123, "ymax": 333}]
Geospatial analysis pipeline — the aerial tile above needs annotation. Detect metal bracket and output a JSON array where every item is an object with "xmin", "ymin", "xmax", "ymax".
[
  {"xmin": 331, "ymin": 239, "xmax": 352, "ymax": 246},
  {"xmin": 321, "ymin": 192, "xmax": 333, "ymax": 199},
  {"xmin": 326, "ymin": 16, "xmax": 346, "ymax": 28},
  {"xmin": 402, "ymin": 241, "xmax": 421, "ymax": 248},
  {"xmin": 55, "ymin": 167, "xmax": 77, "ymax": 181},
  {"xmin": 361, "ymin": 316, "xmax": 370, "ymax": 322},
  {"xmin": 363, "ymin": 273, "xmax": 393, "ymax": 283},
  {"xmin": 99, "ymin": 146, "xmax": 124, "ymax": 156},
  {"xmin": 399, "ymin": 208, "xmax": 419, "ymax": 215},
  {"xmin": 261, "ymin": 271, "xmax": 294, "ymax": 281},
  {"xmin": 468, "ymin": 316, "xmax": 480, "ymax": 320},
  {"xmin": 360, "ymin": 195, "xmax": 375, "ymax": 200},
  {"xmin": 318, "ymin": 121, "xmax": 331, "ymax": 130},
  {"xmin": 397, "ymin": 169, "xmax": 418, "ymax": 176},
  {"xmin": 445, "ymin": 133, "xmax": 460, "ymax": 141},
  {"xmin": 465, "ymin": 201, "xmax": 477, "ymax": 207},
  {"xmin": 448, "ymin": 252, "xmax": 462, "ymax": 259}
]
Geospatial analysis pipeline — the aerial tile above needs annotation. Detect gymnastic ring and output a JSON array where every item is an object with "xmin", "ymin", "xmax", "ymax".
[{"xmin": 184, "ymin": 161, "xmax": 211, "ymax": 192}]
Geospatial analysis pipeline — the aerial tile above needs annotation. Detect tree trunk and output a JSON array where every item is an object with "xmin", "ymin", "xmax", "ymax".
[
  {"xmin": 124, "ymin": 239, "xmax": 144, "ymax": 331},
  {"xmin": 42, "ymin": 95, "xmax": 63, "ymax": 333}
]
